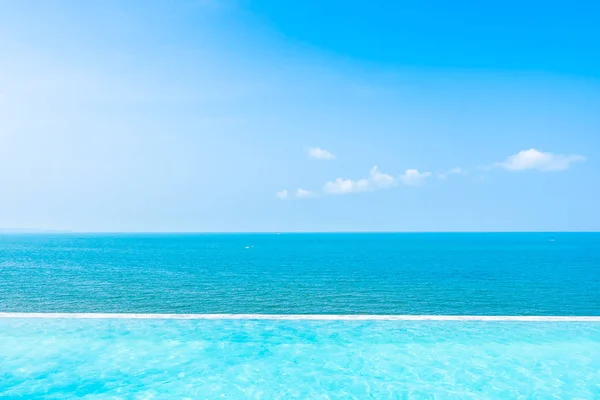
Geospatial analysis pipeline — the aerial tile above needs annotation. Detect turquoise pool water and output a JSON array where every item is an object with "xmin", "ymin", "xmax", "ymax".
[{"xmin": 2, "ymin": 317, "xmax": 599, "ymax": 399}]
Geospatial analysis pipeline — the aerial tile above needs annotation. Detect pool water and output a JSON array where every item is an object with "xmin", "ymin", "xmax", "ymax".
[{"xmin": 1, "ymin": 317, "xmax": 599, "ymax": 399}]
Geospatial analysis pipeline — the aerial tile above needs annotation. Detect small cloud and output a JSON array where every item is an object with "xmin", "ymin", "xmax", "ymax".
[
  {"xmin": 275, "ymin": 190, "xmax": 288, "ymax": 199},
  {"xmin": 495, "ymin": 149, "xmax": 585, "ymax": 172},
  {"xmin": 323, "ymin": 165, "xmax": 435, "ymax": 195},
  {"xmin": 436, "ymin": 167, "xmax": 463, "ymax": 180},
  {"xmin": 369, "ymin": 165, "xmax": 396, "ymax": 189},
  {"xmin": 295, "ymin": 188, "xmax": 314, "ymax": 198},
  {"xmin": 323, "ymin": 177, "xmax": 371, "ymax": 195},
  {"xmin": 399, "ymin": 169, "xmax": 432, "ymax": 186},
  {"xmin": 322, "ymin": 165, "xmax": 398, "ymax": 195},
  {"xmin": 308, "ymin": 147, "xmax": 336, "ymax": 160}
]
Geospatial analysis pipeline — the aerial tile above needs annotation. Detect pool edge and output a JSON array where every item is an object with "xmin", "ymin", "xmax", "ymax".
[{"xmin": 1, "ymin": 313, "xmax": 600, "ymax": 321}]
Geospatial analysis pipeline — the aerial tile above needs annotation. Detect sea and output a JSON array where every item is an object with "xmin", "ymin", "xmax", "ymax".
[{"xmin": 1, "ymin": 232, "xmax": 599, "ymax": 315}]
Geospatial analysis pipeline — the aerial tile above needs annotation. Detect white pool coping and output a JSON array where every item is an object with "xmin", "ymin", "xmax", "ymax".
[{"xmin": 1, "ymin": 313, "xmax": 599, "ymax": 321}]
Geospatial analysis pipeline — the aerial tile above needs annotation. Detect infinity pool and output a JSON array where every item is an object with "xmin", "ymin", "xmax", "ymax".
[{"xmin": 1, "ymin": 316, "xmax": 599, "ymax": 399}]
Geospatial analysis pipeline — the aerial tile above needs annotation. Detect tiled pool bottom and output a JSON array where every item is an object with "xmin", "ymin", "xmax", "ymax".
[{"xmin": 1, "ymin": 317, "xmax": 599, "ymax": 399}]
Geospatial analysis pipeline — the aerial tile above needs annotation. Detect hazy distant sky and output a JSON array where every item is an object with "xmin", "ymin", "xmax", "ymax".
[{"xmin": 1, "ymin": 0, "xmax": 599, "ymax": 231}]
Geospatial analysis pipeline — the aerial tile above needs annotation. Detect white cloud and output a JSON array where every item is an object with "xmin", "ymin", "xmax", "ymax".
[
  {"xmin": 496, "ymin": 149, "xmax": 585, "ymax": 172},
  {"xmin": 278, "ymin": 148, "xmax": 586, "ymax": 201},
  {"xmin": 323, "ymin": 177, "xmax": 371, "ymax": 194},
  {"xmin": 295, "ymin": 188, "xmax": 314, "ymax": 198},
  {"xmin": 308, "ymin": 147, "xmax": 336, "ymax": 160},
  {"xmin": 437, "ymin": 167, "xmax": 463, "ymax": 180},
  {"xmin": 399, "ymin": 169, "xmax": 432, "ymax": 186},
  {"xmin": 323, "ymin": 165, "xmax": 398, "ymax": 195},
  {"xmin": 369, "ymin": 165, "xmax": 396, "ymax": 188}
]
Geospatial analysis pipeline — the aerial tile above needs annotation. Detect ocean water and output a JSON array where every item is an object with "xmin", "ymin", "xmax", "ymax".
[
  {"xmin": 1, "ymin": 233, "xmax": 599, "ymax": 315},
  {"xmin": 1, "ymin": 317, "xmax": 599, "ymax": 399}
]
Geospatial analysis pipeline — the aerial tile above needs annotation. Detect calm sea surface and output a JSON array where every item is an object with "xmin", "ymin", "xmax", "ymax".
[{"xmin": 1, "ymin": 233, "xmax": 599, "ymax": 315}]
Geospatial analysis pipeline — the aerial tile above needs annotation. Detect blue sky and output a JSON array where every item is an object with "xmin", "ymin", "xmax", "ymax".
[{"xmin": 1, "ymin": 0, "xmax": 598, "ymax": 232}]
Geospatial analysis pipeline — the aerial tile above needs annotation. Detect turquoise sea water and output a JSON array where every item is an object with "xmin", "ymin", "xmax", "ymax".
[
  {"xmin": 1, "ymin": 318, "xmax": 599, "ymax": 399},
  {"xmin": 1, "ymin": 233, "xmax": 599, "ymax": 315}
]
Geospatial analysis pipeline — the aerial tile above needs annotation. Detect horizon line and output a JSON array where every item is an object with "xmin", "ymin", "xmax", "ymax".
[
  {"xmin": 1, "ymin": 230, "xmax": 600, "ymax": 234},
  {"xmin": 1, "ymin": 313, "xmax": 600, "ymax": 321}
]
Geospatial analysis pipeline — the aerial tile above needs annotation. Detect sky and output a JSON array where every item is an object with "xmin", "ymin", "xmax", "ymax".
[{"xmin": 1, "ymin": 0, "xmax": 599, "ymax": 232}]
